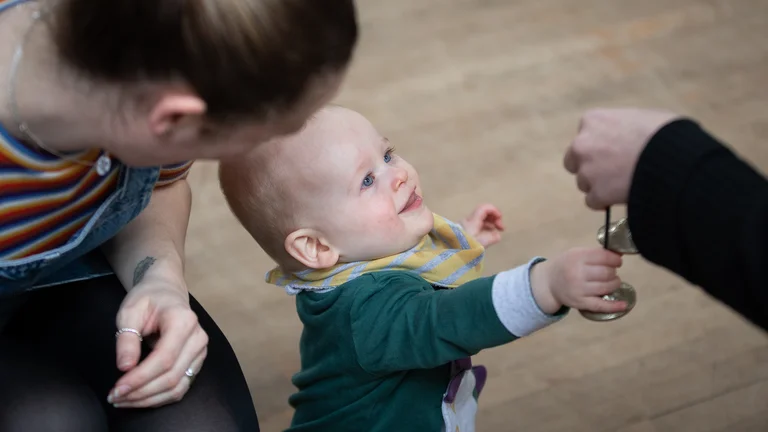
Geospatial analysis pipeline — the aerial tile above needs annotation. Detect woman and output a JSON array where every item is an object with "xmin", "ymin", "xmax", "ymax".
[{"xmin": 0, "ymin": 0, "xmax": 357, "ymax": 430}]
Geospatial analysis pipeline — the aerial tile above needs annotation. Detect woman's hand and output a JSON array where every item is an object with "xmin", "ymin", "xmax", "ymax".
[
  {"xmin": 107, "ymin": 276, "xmax": 208, "ymax": 408},
  {"xmin": 460, "ymin": 203, "xmax": 505, "ymax": 248}
]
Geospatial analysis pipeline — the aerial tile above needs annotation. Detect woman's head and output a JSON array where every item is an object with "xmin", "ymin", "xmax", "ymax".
[{"xmin": 49, "ymin": 0, "xmax": 357, "ymax": 165}]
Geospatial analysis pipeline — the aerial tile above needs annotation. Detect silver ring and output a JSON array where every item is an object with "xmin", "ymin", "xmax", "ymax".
[
  {"xmin": 115, "ymin": 328, "xmax": 143, "ymax": 341},
  {"xmin": 185, "ymin": 368, "xmax": 196, "ymax": 382}
]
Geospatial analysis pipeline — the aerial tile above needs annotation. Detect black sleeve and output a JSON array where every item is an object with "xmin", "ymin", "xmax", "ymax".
[{"xmin": 628, "ymin": 119, "xmax": 768, "ymax": 331}]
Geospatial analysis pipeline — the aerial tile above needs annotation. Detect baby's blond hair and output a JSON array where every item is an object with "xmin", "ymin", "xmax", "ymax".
[
  {"xmin": 219, "ymin": 105, "xmax": 348, "ymax": 270},
  {"xmin": 218, "ymin": 142, "xmax": 303, "ymax": 271}
]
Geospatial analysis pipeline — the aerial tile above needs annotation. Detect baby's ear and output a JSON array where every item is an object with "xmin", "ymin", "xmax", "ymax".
[{"xmin": 285, "ymin": 229, "xmax": 339, "ymax": 269}]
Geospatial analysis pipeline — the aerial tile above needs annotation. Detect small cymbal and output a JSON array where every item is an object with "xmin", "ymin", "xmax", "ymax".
[
  {"xmin": 597, "ymin": 217, "xmax": 639, "ymax": 255},
  {"xmin": 579, "ymin": 282, "xmax": 637, "ymax": 322}
]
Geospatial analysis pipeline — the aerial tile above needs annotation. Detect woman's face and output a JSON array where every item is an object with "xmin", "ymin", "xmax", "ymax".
[{"xmin": 109, "ymin": 71, "xmax": 347, "ymax": 167}]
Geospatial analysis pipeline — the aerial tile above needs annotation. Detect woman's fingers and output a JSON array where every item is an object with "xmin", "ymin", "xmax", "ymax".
[
  {"xmin": 108, "ymin": 307, "xmax": 198, "ymax": 403},
  {"xmin": 113, "ymin": 350, "xmax": 207, "ymax": 409},
  {"xmin": 114, "ymin": 304, "xmax": 148, "ymax": 372},
  {"xmin": 114, "ymin": 328, "xmax": 208, "ymax": 404}
]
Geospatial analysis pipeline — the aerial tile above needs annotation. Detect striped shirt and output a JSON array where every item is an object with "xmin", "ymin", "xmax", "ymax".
[
  {"xmin": 0, "ymin": 125, "xmax": 192, "ymax": 261},
  {"xmin": 0, "ymin": 0, "xmax": 193, "ymax": 261}
]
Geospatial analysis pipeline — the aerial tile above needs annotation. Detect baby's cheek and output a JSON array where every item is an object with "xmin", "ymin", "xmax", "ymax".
[
  {"xmin": 333, "ymin": 206, "xmax": 397, "ymax": 236},
  {"xmin": 367, "ymin": 203, "xmax": 403, "ymax": 229}
]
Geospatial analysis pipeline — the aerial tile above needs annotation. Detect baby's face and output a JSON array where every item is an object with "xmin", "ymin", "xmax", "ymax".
[{"xmin": 281, "ymin": 107, "xmax": 434, "ymax": 263}]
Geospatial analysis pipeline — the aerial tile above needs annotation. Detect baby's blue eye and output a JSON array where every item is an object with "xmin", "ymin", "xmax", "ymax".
[
  {"xmin": 362, "ymin": 174, "xmax": 374, "ymax": 188},
  {"xmin": 383, "ymin": 152, "xmax": 392, "ymax": 163}
]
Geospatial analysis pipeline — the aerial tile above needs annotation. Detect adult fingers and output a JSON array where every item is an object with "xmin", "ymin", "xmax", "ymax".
[
  {"xmin": 113, "ymin": 327, "xmax": 208, "ymax": 404},
  {"xmin": 113, "ymin": 350, "xmax": 207, "ymax": 409},
  {"xmin": 576, "ymin": 172, "xmax": 591, "ymax": 194},
  {"xmin": 108, "ymin": 307, "xmax": 198, "ymax": 403},
  {"xmin": 563, "ymin": 144, "xmax": 580, "ymax": 174},
  {"xmin": 585, "ymin": 190, "xmax": 609, "ymax": 211},
  {"xmin": 114, "ymin": 302, "xmax": 149, "ymax": 372}
]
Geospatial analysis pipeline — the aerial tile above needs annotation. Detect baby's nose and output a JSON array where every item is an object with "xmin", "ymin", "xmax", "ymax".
[{"xmin": 392, "ymin": 168, "xmax": 409, "ymax": 190}]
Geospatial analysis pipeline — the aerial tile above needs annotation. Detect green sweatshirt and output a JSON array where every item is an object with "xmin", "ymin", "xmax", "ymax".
[{"xmin": 286, "ymin": 260, "xmax": 567, "ymax": 431}]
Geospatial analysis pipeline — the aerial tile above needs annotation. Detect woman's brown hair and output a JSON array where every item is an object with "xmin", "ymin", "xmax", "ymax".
[{"xmin": 51, "ymin": 0, "xmax": 358, "ymax": 122}]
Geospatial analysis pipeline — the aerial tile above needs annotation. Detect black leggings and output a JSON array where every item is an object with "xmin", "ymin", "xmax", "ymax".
[{"xmin": 0, "ymin": 276, "xmax": 260, "ymax": 432}]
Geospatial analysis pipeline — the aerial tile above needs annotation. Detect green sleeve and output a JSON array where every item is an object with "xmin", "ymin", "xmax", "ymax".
[{"xmin": 349, "ymin": 271, "xmax": 516, "ymax": 376}]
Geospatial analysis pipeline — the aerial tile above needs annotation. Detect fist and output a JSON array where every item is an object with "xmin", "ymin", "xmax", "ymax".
[
  {"xmin": 563, "ymin": 108, "xmax": 682, "ymax": 209},
  {"xmin": 460, "ymin": 204, "xmax": 505, "ymax": 248},
  {"xmin": 544, "ymin": 247, "xmax": 628, "ymax": 314}
]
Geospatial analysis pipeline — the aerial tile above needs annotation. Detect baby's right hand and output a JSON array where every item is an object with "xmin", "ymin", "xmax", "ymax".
[{"xmin": 531, "ymin": 247, "xmax": 627, "ymax": 315}]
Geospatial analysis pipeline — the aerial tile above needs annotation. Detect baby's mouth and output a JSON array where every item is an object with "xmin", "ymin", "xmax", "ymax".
[{"xmin": 399, "ymin": 190, "xmax": 423, "ymax": 214}]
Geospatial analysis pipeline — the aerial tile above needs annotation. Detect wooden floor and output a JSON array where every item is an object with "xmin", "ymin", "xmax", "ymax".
[{"xmin": 184, "ymin": 0, "xmax": 768, "ymax": 430}]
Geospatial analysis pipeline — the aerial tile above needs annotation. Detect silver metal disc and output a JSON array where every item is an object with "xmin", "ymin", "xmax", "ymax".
[
  {"xmin": 579, "ymin": 282, "xmax": 637, "ymax": 322},
  {"xmin": 597, "ymin": 217, "xmax": 639, "ymax": 255}
]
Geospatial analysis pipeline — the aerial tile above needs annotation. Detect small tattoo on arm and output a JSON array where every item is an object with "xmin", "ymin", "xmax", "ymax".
[{"xmin": 133, "ymin": 257, "xmax": 157, "ymax": 287}]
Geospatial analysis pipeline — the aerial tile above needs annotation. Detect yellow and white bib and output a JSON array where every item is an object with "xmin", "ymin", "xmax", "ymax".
[{"xmin": 265, "ymin": 213, "xmax": 485, "ymax": 294}]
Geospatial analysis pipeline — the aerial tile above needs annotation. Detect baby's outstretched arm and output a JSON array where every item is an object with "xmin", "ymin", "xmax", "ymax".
[
  {"xmin": 348, "ymin": 259, "xmax": 563, "ymax": 376},
  {"xmin": 348, "ymin": 248, "xmax": 626, "ymax": 376}
]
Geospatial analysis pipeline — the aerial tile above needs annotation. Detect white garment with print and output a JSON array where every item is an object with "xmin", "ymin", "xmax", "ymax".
[{"xmin": 441, "ymin": 369, "xmax": 479, "ymax": 432}]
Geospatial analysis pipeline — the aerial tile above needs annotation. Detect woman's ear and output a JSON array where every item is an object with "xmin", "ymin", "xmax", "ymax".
[
  {"xmin": 148, "ymin": 91, "xmax": 207, "ymax": 139},
  {"xmin": 285, "ymin": 229, "xmax": 340, "ymax": 269}
]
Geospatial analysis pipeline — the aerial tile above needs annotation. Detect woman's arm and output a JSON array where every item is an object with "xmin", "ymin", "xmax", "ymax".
[
  {"xmin": 102, "ymin": 178, "xmax": 191, "ymax": 294},
  {"xmin": 100, "ymin": 178, "xmax": 210, "ymax": 409}
]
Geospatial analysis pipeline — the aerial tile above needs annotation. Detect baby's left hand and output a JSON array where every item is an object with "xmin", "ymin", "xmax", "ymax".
[{"xmin": 460, "ymin": 204, "xmax": 505, "ymax": 248}]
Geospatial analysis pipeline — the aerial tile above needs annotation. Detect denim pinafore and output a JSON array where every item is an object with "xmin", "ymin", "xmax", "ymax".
[{"xmin": 0, "ymin": 163, "xmax": 159, "ymax": 296}]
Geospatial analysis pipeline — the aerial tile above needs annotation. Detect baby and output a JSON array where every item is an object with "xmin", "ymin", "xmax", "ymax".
[{"xmin": 218, "ymin": 106, "xmax": 627, "ymax": 432}]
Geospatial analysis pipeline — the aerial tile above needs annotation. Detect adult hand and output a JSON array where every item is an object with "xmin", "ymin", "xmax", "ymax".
[
  {"xmin": 563, "ymin": 108, "xmax": 682, "ymax": 209},
  {"xmin": 107, "ymin": 278, "xmax": 208, "ymax": 408},
  {"xmin": 460, "ymin": 203, "xmax": 505, "ymax": 248}
]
